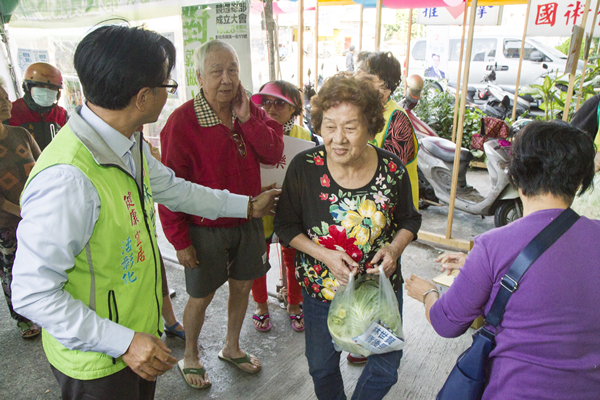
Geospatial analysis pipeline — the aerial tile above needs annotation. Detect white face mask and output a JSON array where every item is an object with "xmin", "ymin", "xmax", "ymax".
[{"xmin": 31, "ymin": 86, "xmax": 58, "ymax": 107}]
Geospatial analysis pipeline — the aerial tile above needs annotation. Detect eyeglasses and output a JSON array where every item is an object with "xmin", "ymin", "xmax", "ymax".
[
  {"xmin": 261, "ymin": 98, "xmax": 287, "ymax": 111},
  {"xmin": 227, "ymin": 129, "xmax": 247, "ymax": 159},
  {"xmin": 157, "ymin": 79, "xmax": 178, "ymax": 94}
]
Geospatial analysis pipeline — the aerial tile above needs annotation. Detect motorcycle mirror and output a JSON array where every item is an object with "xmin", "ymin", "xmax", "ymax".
[{"xmin": 308, "ymin": 68, "xmax": 312, "ymax": 77}]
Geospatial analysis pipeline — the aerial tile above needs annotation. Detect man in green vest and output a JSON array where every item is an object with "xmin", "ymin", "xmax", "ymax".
[{"xmin": 11, "ymin": 25, "xmax": 279, "ymax": 400}]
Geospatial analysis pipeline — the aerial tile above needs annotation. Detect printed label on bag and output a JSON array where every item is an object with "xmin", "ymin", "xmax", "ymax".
[{"xmin": 353, "ymin": 320, "xmax": 405, "ymax": 354}]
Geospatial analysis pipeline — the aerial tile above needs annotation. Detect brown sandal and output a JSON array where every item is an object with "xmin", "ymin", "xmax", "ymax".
[{"xmin": 18, "ymin": 321, "xmax": 41, "ymax": 339}]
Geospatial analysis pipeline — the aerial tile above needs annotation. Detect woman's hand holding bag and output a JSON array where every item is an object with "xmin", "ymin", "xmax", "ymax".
[{"xmin": 327, "ymin": 265, "xmax": 404, "ymax": 357}]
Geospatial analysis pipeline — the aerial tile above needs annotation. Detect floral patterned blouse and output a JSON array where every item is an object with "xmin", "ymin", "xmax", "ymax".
[{"xmin": 274, "ymin": 145, "xmax": 421, "ymax": 303}]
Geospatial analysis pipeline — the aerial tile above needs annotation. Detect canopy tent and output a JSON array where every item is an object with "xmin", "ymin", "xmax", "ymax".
[
  {"xmin": 0, "ymin": 0, "xmax": 19, "ymax": 23},
  {"xmin": 3, "ymin": 0, "xmax": 560, "ymax": 251},
  {"xmin": 5, "ymin": 0, "xmax": 222, "ymax": 28},
  {"xmin": 287, "ymin": 0, "xmax": 525, "ymax": 7}
]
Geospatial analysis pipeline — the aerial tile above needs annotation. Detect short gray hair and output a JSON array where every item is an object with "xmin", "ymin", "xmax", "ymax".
[{"xmin": 194, "ymin": 40, "xmax": 239, "ymax": 76}]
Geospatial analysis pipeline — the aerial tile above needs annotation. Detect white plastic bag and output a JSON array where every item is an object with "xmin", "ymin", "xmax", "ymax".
[
  {"xmin": 572, "ymin": 172, "xmax": 600, "ymax": 220},
  {"xmin": 327, "ymin": 265, "xmax": 404, "ymax": 357}
]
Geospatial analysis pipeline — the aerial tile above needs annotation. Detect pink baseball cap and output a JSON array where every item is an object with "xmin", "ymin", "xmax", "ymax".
[{"xmin": 250, "ymin": 82, "xmax": 294, "ymax": 106}]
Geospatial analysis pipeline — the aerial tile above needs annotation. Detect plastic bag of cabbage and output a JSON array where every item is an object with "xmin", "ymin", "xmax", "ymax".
[{"xmin": 327, "ymin": 265, "xmax": 404, "ymax": 357}]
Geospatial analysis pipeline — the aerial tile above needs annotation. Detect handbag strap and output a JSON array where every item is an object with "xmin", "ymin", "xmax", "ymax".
[{"xmin": 485, "ymin": 208, "xmax": 580, "ymax": 328}]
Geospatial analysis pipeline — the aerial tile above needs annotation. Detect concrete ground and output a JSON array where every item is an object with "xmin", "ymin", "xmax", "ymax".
[{"xmin": 0, "ymin": 170, "xmax": 495, "ymax": 400}]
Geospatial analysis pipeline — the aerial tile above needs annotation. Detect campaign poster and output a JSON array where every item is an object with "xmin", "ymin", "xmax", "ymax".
[
  {"xmin": 424, "ymin": 27, "xmax": 449, "ymax": 81},
  {"xmin": 62, "ymin": 77, "xmax": 84, "ymax": 116},
  {"xmin": 182, "ymin": 1, "xmax": 252, "ymax": 101},
  {"xmin": 17, "ymin": 49, "xmax": 49, "ymax": 74}
]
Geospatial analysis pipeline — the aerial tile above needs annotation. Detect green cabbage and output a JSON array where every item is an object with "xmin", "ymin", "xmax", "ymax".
[{"xmin": 327, "ymin": 275, "xmax": 402, "ymax": 357}]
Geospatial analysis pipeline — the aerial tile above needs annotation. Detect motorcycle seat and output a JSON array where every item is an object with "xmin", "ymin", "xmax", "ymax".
[{"xmin": 420, "ymin": 136, "xmax": 474, "ymax": 163}]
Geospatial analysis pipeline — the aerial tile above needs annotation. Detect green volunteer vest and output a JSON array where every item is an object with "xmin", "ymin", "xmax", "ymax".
[
  {"xmin": 370, "ymin": 98, "xmax": 419, "ymax": 210},
  {"xmin": 24, "ymin": 119, "xmax": 162, "ymax": 380}
]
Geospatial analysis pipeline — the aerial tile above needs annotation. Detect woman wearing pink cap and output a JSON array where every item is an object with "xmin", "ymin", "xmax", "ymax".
[{"xmin": 249, "ymin": 81, "xmax": 313, "ymax": 332}]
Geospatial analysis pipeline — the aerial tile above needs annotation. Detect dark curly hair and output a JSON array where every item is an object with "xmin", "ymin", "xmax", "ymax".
[
  {"xmin": 509, "ymin": 121, "xmax": 595, "ymax": 203},
  {"xmin": 310, "ymin": 72, "xmax": 386, "ymax": 138},
  {"xmin": 259, "ymin": 80, "xmax": 303, "ymax": 118},
  {"xmin": 364, "ymin": 51, "xmax": 402, "ymax": 95}
]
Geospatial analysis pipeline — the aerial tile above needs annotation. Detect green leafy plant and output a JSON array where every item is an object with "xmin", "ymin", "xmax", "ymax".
[
  {"xmin": 521, "ymin": 73, "xmax": 567, "ymax": 121},
  {"xmin": 521, "ymin": 59, "xmax": 600, "ymax": 122},
  {"xmin": 556, "ymin": 37, "xmax": 599, "ymax": 60}
]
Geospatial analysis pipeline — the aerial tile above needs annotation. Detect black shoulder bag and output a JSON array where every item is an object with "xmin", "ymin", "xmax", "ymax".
[{"xmin": 437, "ymin": 208, "xmax": 580, "ymax": 400}]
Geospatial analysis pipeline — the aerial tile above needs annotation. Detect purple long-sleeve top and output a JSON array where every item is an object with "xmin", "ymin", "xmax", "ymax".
[{"xmin": 431, "ymin": 209, "xmax": 600, "ymax": 399}]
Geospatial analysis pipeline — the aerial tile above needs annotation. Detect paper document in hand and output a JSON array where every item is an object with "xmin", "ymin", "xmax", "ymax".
[{"xmin": 261, "ymin": 134, "xmax": 315, "ymax": 187}]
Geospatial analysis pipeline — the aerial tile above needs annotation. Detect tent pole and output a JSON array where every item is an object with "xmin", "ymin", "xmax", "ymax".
[
  {"xmin": 404, "ymin": 9, "xmax": 413, "ymax": 94},
  {"xmin": 265, "ymin": 0, "xmax": 276, "ymax": 80},
  {"xmin": 314, "ymin": 2, "xmax": 319, "ymax": 91},
  {"xmin": 563, "ymin": 0, "xmax": 592, "ymax": 121},
  {"xmin": 451, "ymin": 0, "xmax": 469, "ymax": 143},
  {"xmin": 511, "ymin": 0, "xmax": 532, "ymax": 122},
  {"xmin": 0, "ymin": 17, "xmax": 20, "ymax": 99},
  {"xmin": 297, "ymin": 0, "xmax": 304, "ymax": 125},
  {"xmin": 575, "ymin": 0, "xmax": 600, "ymax": 111},
  {"xmin": 445, "ymin": 0, "xmax": 478, "ymax": 240},
  {"xmin": 358, "ymin": 5, "xmax": 364, "ymax": 53},
  {"xmin": 275, "ymin": 17, "xmax": 282, "ymax": 80},
  {"xmin": 375, "ymin": 0, "xmax": 382, "ymax": 51}
]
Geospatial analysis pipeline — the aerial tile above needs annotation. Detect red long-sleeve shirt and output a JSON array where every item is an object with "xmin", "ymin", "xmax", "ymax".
[{"xmin": 158, "ymin": 94, "xmax": 283, "ymax": 250}]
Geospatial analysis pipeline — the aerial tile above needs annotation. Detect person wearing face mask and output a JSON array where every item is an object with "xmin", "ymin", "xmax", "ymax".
[{"xmin": 8, "ymin": 62, "xmax": 68, "ymax": 151}]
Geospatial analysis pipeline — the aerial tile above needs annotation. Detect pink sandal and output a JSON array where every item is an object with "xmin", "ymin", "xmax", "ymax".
[
  {"xmin": 252, "ymin": 313, "xmax": 271, "ymax": 332},
  {"xmin": 289, "ymin": 313, "xmax": 305, "ymax": 332}
]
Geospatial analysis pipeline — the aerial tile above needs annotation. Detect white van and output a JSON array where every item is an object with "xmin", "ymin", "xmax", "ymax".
[{"xmin": 406, "ymin": 36, "xmax": 575, "ymax": 90}]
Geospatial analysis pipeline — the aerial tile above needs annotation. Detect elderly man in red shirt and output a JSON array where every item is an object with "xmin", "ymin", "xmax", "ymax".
[{"xmin": 159, "ymin": 40, "xmax": 283, "ymax": 390}]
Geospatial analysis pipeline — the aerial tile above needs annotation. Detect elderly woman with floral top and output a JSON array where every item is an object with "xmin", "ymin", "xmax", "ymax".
[{"xmin": 274, "ymin": 72, "xmax": 421, "ymax": 400}]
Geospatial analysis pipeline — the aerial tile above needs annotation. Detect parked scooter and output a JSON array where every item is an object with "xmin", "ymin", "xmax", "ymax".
[
  {"xmin": 417, "ymin": 132, "xmax": 522, "ymax": 227},
  {"xmin": 470, "ymin": 68, "xmax": 531, "ymax": 120}
]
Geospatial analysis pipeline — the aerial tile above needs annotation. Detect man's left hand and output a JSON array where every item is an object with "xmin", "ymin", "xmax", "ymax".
[
  {"xmin": 232, "ymin": 83, "xmax": 251, "ymax": 123},
  {"xmin": 122, "ymin": 332, "xmax": 177, "ymax": 381},
  {"xmin": 252, "ymin": 188, "xmax": 281, "ymax": 218}
]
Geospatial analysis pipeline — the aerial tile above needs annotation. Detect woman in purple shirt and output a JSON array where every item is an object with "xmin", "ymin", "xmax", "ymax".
[{"xmin": 406, "ymin": 121, "xmax": 600, "ymax": 399}]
